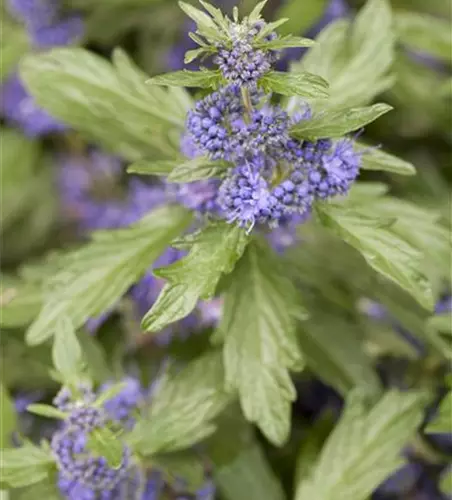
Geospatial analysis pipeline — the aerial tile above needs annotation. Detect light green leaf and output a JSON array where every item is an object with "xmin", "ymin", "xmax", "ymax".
[
  {"xmin": 295, "ymin": 390, "xmax": 427, "ymax": 500},
  {"xmin": 428, "ymin": 313, "xmax": 452, "ymax": 336},
  {"xmin": 27, "ymin": 205, "xmax": 192, "ymax": 345},
  {"xmin": 127, "ymin": 159, "xmax": 181, "ymax": 176},
  {"xmin": 290, "ymin": 104, "xmax": 392, "ymax": 139},
  {"xmin": 296, "ymin": 0, "xmax": 394, "ymax": 110},
  {"xmin": 254, "ymin": 19, "xmax": 289, "ymax": 41},
  {"xmin": 167, "ymin": 157, "xmax": 229, "ymax": 183},
  {"xmin": 20, "ymin": 48, "xmax": 188, "ymax": 161},
  {"xmin": 52, "ymin": 317, "xmax": 83, "ymax": 382},
  {"xmin": 425, "ymin": 391, "xmax": 451, "ymax": 434},
  {"xmin": 215, "ymin": 238, "xmax": 306, "ymax": 445},
  {"xmin": 0, "ymin": 385, "xmax": 17, "ymax": 449},
  {"xmin": 128, "ymin": 350, "xmax": 232, "ymax": 455},
  {"xmin": 275, "ymin": 0, "xmax": 329, "ymax": 36},
  {"xmin": 395, "ymin": 11, "xmax": 452, "ymax": 62},
  {"xmin": 316, "ymin": 203, "xmax": 434, "ymax": 310},
  {"xmin": 0, "ymin": 19, "xmax": 30, "ymax": 81},
  {"xmin": 0, "ymin": 444, "xmax": 55, "ymax": 489},
  {"xmin": 255, "ymin": 35, "xmax": 315, "ymax": 50},
  {"xmin": 440, "ymin": 468, "xmax": 452, "ymax": 496},
  {"xmin": 87, "ymin": 428, "xmax": 124, "ymax": 468},
  {"xmin": 26, "ymin": 404, "xmax": 66, "ymax": 420},
  {"xmin": 0, "ymin": 275, "xmax": 42, "ymax": 328},
  {"xmin": 77, "ymin": 333, "xmax": 113, "ymax": 383},
  {"xmin": 358, "ymin": 145, "xmax": 416, "ymax": 175},
  {"xmin": 147, "ymin": 70, "xmax": 222, "ymax": 89},
  {"xmin": 184, "ymin": 48, "xmax": 210, "ymax": 64},
  {"xmin": 178, "ymin": 1, "xmax": 227, "ymax": 42},
  {"xmin": 15, "ymin": 476, "xmax": 63, "ymax": 500},
  {"xmin": 152, "ymin": 451, "xmax": 206, "ymax": 492},
  {"xmin": 142, "ymin": 221, "xmax": 248, "ymax": 333},
  {"xmin": 248, "ymin": 0, "xmax": 268, "ymax": 23},
  {"xmin": 261, "ymin": 71, "xmax": 329, "ymax": 99},
  {"xmin": 206, "ymin": 409, "xmax": 285, "ymax": 500},
  {"xmin": 298, "ymin": 314, "xmax": 381, "ymax": 396}
]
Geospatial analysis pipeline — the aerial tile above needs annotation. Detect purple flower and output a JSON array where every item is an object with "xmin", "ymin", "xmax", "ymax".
[
  {"xmin": 30, "ymin": 15, "xmax": 85, "ymax": 48},
  {"xmin": 1, "ymin": 73, "xmax": 67, "ymax": 136},
  {"xmin": 6, "ymin": 0, "xmax": 59, "ymax": 28}
]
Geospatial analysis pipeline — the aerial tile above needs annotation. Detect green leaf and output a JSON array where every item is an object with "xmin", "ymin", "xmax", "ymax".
[
  {"xmin": 14, "ymin": 476, "xmax": 63, "ymax": 500},
  {"xmin": 275, "ymin": 0, "xmax": 329, "ymax": 36},
  {"xmin": 261, "ymin": 71, "xmax": 329, "ymax": 99},
  {"xmin": 127, "ymin": 159, "xmax": 181, "ymax": 176},
  {"xmin": 358, "ymin": 145, "xmax": 416, "ymax": 176},
  {"xmin": 27, "ymin": 205, "xmax": 192, "ymax": 345},
  {"xmin": 20, "ymin": 48, "xmax": 188, "ymax": 161},
  {"xmin": 297, "ymin": 0, "xmax": 394, "ymax": 109},
  {"xmin": 87, "ymin": 428, "xmax": 124, "ymax": 468},
  {"xmin": 425, "ymin": 391, "xmax": 451, "ymax": 434},
  {"xmin": 26, "ymin": 404, "xmax": 66, "ymax": 420},
  {"xmin": 295, "ymin": 390, "xmax": 427, "ymax": 500},
  {"xmin": 128, "ymin": 350, "xmax": 232, "ymax": 456},
  {"xmin": 0, "ymin": 275, "xmax": 42, "ymax": 328},
  {"xmin": 316, "ymin": 203, "xmax": 434, "ymax": 310},
  {"xmin": 77, "ymin": 333, "xmax": 113, "ymax": 383},
  {"xmin": 0, "ymin": 18, "xmax": 30, "ymax": 82},
  {"xmin": 248, "ymin": 0, "xmax": 268, "ymax": 23},
  {"xmin": 206, "ymin": 409, "xmax": 285, "ymax": 500},
  {"xmin": 0, "ymin": 444, "xmax": 55, "ymax": 489},
  {"xmin": 184, "ymin": 47, "xmax": 210, "ymax": 64},
  {"xmin": 298, "ymin": 314, "xmax": 381, "ymax": 397},
  {"xmin": 214, "ymin": 238, "xmax": 306, "ymax": 445},
  {"xmin": 167, "ymin": 157, "xmax": 229, "ymax": 183},
  {"xmin": 428, "ymin": 313, "xmax": 452, "ymax": 336},
  {"xmin": 178, "ymin": 1, "xmax": 226, "ymax": 42},
  {"xmin": 255, "ymin": 35, "xmax": 315, "ymax": 50},
  {"xmin": 152, "ymin": 451, "xmax": 206, "ymax": 492},
  {"xmin": 147, "ymin": 70, "xmax": 222, "ymax": 89},
  {"xmin": 93, "ymin": 382, "xmax": 127, "ymax": 408},
  {"xmin": 142, "ymin": 221, "xmax": 248, "ymax": 333},
  {"xmin": 52, "ymin": 317, "xmax": 83, "ymax": 382},
  {"xmin": 290, "ymin": 104, "xmax": 392, "ymax": 139},
  {"xmin": 395, "ymin": 11, "xmax": 452, "ymax": 62},
  {"xmin": 0, "ymin": 385, "xmax": 17, "ymax": 449},
  {"xmin": 440, "ymin": 468, "xmax": 452, "ymax": 496}
]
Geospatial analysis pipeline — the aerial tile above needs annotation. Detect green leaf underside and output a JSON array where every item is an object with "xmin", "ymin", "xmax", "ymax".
[
  {"xmin": 317, "ymin": 203, "xmax": 434, "ymax": 310},
  {"xmin": 297, "ymin": 0, "xmax": 394, "ymax": 110},
  {"xmin": 147, "ymin": 70, "xmax": 222, "ymax": 89},
  {"xmin": 52, "ymin": 316, "xmax": 83, "ymax": 382},
  {"xmin": 358, "ymin": 145, "xmax": 416, "ymax": 175},
  {"xmin": 26, "ymin": 404, "xmax": 66, "ymax": 420},
  {"xmin": 215, "ymin": 238, "xmax": 306, "ymax": 445},
  {"xmin": 128, "ymin": 350, "xmax": 232, "ymax": 455},
  {"xmin": 261, "ymin": 71, "xmax": 329, "ymax": 99},
  {"xmin": 425, "ymin": 391, "xmax": 451, "ymax": 434},
  {"xmin": 142, "ymin": 222, "xmax": 248, "ymax": 333},
  {"xmin": 26, "ymin": 205, "xmax": 192, "ymax": 345},
  {"xmin": 290, "ymin": 103, "xmax": 392, "ymax": 139},
  {"xmin": 295, "ymin": 390, "xmax": 427, "ymax": 500},
  {"xmin": 20, "ymin": 48, "xmax": 190, "ymax": 161}
]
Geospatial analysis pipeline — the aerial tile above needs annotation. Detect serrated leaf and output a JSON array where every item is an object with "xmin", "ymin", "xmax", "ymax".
[
  {"xmin": 261, "ymin": 71, "xmax": 329, "ymax": 99},
  {"xmin": 198, "ymin": 0, "xmax": 230, "ymax": 35},
  {"xmin": 214, "ymin": 238, "xmax": 306, "ymax": 445},
  {"xmin": 178, "ymin": 1, "xmax": 226, "ymax": 42},
  {"xmin": 298, "ymin": 314, "xmax": 381, "ymax": 397},
  {"xmin": 425, "ymin": 391, "xmax": 451, "ymax": 434},
  {"xmin": 0, "ymin": 444, "xmax": 55, "ymax": 489},
  {"xmin": 0, "ymin": 385, "xmax": 17, "ymax": 449},
  {"xmin": 255, "ymin": 35, "xmax": 315, "ymax": 50},
  {"xmin": 316, "ymin": 203, "xmax": 434, "ymax": 310},
  {"xmin": 296, "ymin": 0, "xmax": 394, "ymax": 110},
  {"xmin": 87, "ymin": 428, "xmax": 124, "ymax": 468},
  {"xmin": 142, "ymin": 221, "xmax": 248, "ymax": 333},
  {"xmin": 254, "ymin": 19, "xmax": 289, "ymax": 41},
  {"xmin": 184, "ymin": 48, "xmax": 209, "ymax": 64},
  {"xmin": 26, "ymin": 404, "xmax": 66, "ymax": 420},
  {"xmin": 52, "ymin": 317, "xmax": 83, "ymax": 382},
  {"xmin": 248, "ymin": 0, "xmax": 268, "ymax": 23},
  {"xmin": 290, "ymin": 103, "xmax": 392, "ymax": 139},
  {"xmin": 128, "ymin": 350, "xmax": 232, "ymax": 456},
  {"xmin": 295, "ymin": 390, "xmax": 427, "ymax": 500},
  {"xmin": 168, "ymin": 157, "xmax": 229, "ymax": 183},
  {"xmin": 147, "ymin": 70, "xmax": 222, "ymax": 89},
  {"xmin": 395, "ymin": 11, "xmax": 452, "ymax": 62},
  {"xmin": 27, "ymin": 205, "xmax": 192, "ymax": 345},
  {"xmin": 20, "ymin": 48, "xmax": 188, "ymax": 161},
  {"xmin": 358, "ymin": 145, "xmax": 416, "ymax": 176}
]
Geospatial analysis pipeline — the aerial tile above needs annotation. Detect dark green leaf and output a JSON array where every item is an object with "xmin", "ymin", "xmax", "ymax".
[
  {"xmin": 152, "ymin": 451, "xmax": 206, "ymax": 492},
  {"xmin": 395, "ymin": 11, "xmax": 452, "ymax": 62},
  {"xmin": 290, "ymin": 104, "xmax": 393, "ymax": 139},
  {"xmin": 0, "ymin": 444, "xmax": 55, "ymax": 488},
  {"xmin": 0, "ymin": 385, "xmax": 17, "ymax": 449},
  {"xmin": 295, "ymin": 390, "xmax": 427, "ymax": 500},
  {"xmin": 147, "ymin": 70, "xmax": 222, "ymax": 89},
  {"xmin": 316, "ymin": 203, "xmax": 434, "ymax": 310},
  {"xmin": 261, "ymin": 71, "xmax": 329, "ymax": 98},
  {"xmin": 425, "ymin": 391, "xmax": 451, "ymax": 434},
  {"xmin": 358, "ymin": 145, "xmax": 416, "ymax": 176},
  {"xmin": 214, "ymin": 238, "xmax": 306, "ymax": 445},
  {"xmin": 20, "ymin": 48, "xmax": 188, "ymax": 161},
  {"xmin": 128, "ymin": 350, "xmax": 232, "ymax": 455},
  {"xmin": 27, "ymin": 205, "xmax": 192, "ymax": 345},
  {"xmin": 52, "ymin": 316, "xmax": 83, "ymax": 382},
  {"xmin": 142, "ymin": 222, "xmax": 248, "ymax": 333},
  {"xmin": 440, "ymin": 468, "xmax": 452, "ymax": 496},
  {"xmin": 26, "ymin": 404, "xmax": 66, "ymax": 420}
]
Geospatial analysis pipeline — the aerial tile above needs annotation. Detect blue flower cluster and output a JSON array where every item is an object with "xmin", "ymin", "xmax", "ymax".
[{"xmin": 1, "ymin": 0, "xmax": 84, "ymax": 136}]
